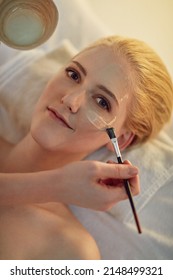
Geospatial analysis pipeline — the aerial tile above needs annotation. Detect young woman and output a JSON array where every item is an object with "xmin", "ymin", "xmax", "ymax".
[{"xmin": 0, "ymin": 36, "xmax": 172, "ymax": 259}]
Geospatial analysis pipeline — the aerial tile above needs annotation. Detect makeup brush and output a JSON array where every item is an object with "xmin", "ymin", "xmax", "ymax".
[{"xmin": 106, "ymin": 127, "xmax": 142, "ymax": 234}]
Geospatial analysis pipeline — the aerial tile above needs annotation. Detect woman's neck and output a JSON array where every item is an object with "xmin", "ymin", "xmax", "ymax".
[{"xmin": 2, "ymin": 134, "xmax": 87, "ymax": 173}]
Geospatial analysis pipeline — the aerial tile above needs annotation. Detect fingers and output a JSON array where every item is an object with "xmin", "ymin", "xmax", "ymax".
[
  {"xmin": 96, "ymin": 160, "xmax": 140, "ymax": 201},
  {"xmin": 128, "ymin": 173, "xmax": 140, "ymax": 196},
  {"xmin": 121, "ymin": 160, "xmax": 140, "ymax": 195},
  {"xmin": 88, "ymin": 160, "xmax": 140, "ymax": 198},
  {"xmin": 97, "ymin": 161, "xmax": 139, "ymax": 180}
]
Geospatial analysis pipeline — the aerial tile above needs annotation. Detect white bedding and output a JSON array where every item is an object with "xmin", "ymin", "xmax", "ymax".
[{"xmin": 0, "ymin": 0, "xmax": 173, "ymax": 260}]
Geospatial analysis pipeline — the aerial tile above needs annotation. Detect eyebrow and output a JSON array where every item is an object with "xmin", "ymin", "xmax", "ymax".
[
  {"xmin": 72, "ymin": 60, "xmax": 87, "ymax": 76},
  {"xmin": 72, "ymin": 60, "xmax": 119, "ymax": 106}
]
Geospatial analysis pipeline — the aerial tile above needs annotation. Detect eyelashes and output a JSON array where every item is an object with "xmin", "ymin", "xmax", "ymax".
[
  {"xmin": 94, "ymin": 96, "xmax": 111, "ymax": 111},
  {"xmin": 65, "ymin": 67, "xmax": 81, "ymax": 83}
]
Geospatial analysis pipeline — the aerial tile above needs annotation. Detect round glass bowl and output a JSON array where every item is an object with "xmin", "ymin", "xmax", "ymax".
[{"xmin": 0, "ymin": 0, "xmax": 58, "ymax": 50}]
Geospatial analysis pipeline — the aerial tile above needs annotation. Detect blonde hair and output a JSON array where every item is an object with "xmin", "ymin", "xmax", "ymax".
[{"xmin": 82, "ymin": 36, "xmax": 173, "ymax": 145}]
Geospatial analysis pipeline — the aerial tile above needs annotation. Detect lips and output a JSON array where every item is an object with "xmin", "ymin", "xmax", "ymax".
[{"xmin": 47, "ymin": 106, "xmax": 73, "ymax": 129}]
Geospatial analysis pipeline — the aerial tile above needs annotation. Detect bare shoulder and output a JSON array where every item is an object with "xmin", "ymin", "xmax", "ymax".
[
  {"xmin": 0, "ymin": 202, "xmax": 100, "ymax": 260},
  {"xmin": 60, "ymin": 224, "xmax": 101, "ymax": 260},
  {"xmin": 61, "ymin": 205, "xmax": 101, "ymax": 260},
  {"xmin": 36, "ymin": 203, "xmax": 101, "ymax": 260}
]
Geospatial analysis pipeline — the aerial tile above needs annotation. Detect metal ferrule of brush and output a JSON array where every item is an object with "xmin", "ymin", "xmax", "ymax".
[{"xmin": 106, "ymin": 128, "xmax": 121, "ymax": 158}]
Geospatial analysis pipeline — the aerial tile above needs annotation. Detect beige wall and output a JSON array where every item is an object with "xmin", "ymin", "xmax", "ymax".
[{"xmin": 87, "ymin": 0, "xmax": 173, "ymax": 77}]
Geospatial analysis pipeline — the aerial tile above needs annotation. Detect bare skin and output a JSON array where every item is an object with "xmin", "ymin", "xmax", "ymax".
[
  {"xmin": 0, "ymin": 137, "xmax": 101, "ymax": 260},
  {"xmin": 0, "ymin": 201, "xmax": 100, "ymax": 260}
]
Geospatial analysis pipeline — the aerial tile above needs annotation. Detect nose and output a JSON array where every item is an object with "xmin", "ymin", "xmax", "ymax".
[{"xmin": 61, "ymin": 90, "xmax": 85, "ymax": 113}]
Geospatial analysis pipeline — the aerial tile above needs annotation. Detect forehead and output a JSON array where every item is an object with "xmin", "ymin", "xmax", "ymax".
[
  {"xmin": 74, "ymin": 46, "xmax": 129, "ymax": 96},
  {"xmin": 76, "ymin": 46, "xmax": 120, "ymax": 69}
]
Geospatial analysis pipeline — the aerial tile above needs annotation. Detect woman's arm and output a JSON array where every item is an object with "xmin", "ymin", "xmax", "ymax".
[
  {"xmin": 0, "ymin": 160, "xmax": 139, "ymax": 210},
  {"xmin": 0, "ymin": 171, "xmax": 55, "ymax": 205}
]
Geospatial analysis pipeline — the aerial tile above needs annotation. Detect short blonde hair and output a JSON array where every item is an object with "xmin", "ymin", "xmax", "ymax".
[{"xmin": 82, "ymin": 36, "xmax": 173, "ymax": 145}]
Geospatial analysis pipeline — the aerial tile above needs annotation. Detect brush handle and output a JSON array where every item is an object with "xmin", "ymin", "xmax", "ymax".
[
  {"xmin": 106, "ymin": 128, "xmax": 142, "ymax": 234},
  {"xmin": 117, "ymin": 156, "xmax": 142, "ymax": 234}
]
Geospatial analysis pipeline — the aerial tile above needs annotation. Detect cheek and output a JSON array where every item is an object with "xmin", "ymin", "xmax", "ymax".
[
  {"xmin": 41, "ymin": 74, "xmax": 66, "ymax": 100},
  {"xmin": 114, "ymin": 97, "xmax": 130, "ymax": 129},
  {"xmin": 75, "ymin": 118, "xmax": 109, "ymax": 147},
  {"xmin": 104, "ymin": 109, "xmax": 127, "ymax": 138},
  {"xmin": 42, "ymin": 83, "xmax": 58, "ymax": 100},
  {"xmin": 74, "ymin": 132, "xmax": 109, "ymax": 152}
]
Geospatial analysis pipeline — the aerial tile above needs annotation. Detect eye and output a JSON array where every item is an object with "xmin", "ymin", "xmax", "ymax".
[
  {"xmin": 95, "ymin": 96, "xmax": 111, "ymax": 111},
  {"xmin": 65, "ymin": 68, "xmax": 81, "ymax": 83}
]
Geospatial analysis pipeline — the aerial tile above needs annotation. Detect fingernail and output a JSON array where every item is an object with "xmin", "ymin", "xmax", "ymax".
[{"xmin": 129, "ymin": 167, "xmax": 138, "ymax": 175}]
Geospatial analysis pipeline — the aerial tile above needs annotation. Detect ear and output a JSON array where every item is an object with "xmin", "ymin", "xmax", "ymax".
[{"xmin": 106, "ymin": 131, "xmax": 135, "ymax": 152}]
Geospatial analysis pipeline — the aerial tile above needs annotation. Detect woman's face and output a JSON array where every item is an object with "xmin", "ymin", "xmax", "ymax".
[{"xmin": 31, "ymin": 46, "xmax": 132, "ymax": 154}]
